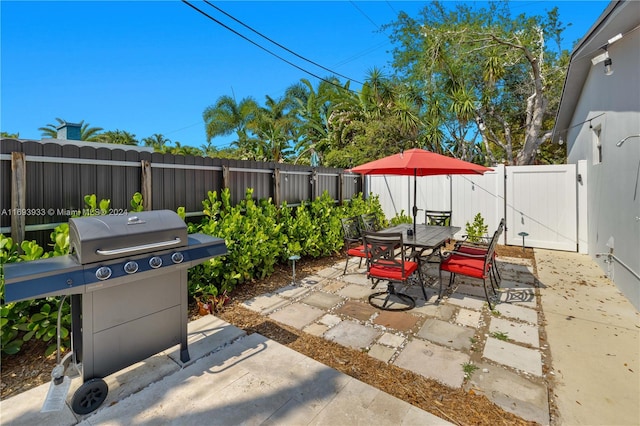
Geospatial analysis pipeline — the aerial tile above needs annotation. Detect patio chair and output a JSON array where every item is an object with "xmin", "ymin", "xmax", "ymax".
[
  {"xmin": 364, "ymin": 231, "xmax": 421, "ymax": 311},
  {"xmin": 454, "ymin": 218, "xmax": 505, "ymax": 286},
  {"xmin": 425, "ymin": 210, "xmax": 452, "ymax": 226},
  {"xmin": 360, "ymin": 213, "xmax": 383, "ymax": 233},
  {"xmin": 406, "ymin": 210, "xmax": 453, "ymax": 271},
  {"xmin": 341, "ymin": 216, "xmax": 367, "ymax": 274},
  {"xmin": 439, "ymin": 221, "xmax": 502, "ymax": 310}
]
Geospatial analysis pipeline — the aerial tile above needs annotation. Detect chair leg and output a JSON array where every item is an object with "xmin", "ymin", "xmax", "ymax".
[
  {"xmin": 343, "ymin": 254, "xmax": 350, "ymax": 275},
  {"xmin": 417, "ymin": 264, "xmax": 427, "ymax": 300},
  {"xmin": 482, "ymin": 278, "xmax": 494, "ymax": 310},
  {"xmin": 489, "ymin": 265, "xmax": 499, "ymax": 295},
  {"xmin": 492, "ymin": 261, "xmax": 502, "ymax": 286}
]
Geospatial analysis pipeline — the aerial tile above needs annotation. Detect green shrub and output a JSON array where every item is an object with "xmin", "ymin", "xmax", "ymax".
[
  {"xmin": 2, "ymin": 190, "xmax": 388, "ymax": 357},
  {"xmin": 465, "ymin": 213, "xmax": 489, "ymax": 243},
  {"xmin": 390, "ymin": 210, "xmax": 413, "ymax": 225}
]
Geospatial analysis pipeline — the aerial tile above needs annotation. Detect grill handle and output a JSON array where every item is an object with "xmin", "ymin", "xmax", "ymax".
[{"xmin": 95, "ymin": 238, "xmax": 182, "ymax": 256}]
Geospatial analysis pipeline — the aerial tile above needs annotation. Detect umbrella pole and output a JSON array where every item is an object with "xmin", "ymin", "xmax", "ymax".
[{"xmin": 413, "ymin": 170, "xmax": 417, "ymax": 236}]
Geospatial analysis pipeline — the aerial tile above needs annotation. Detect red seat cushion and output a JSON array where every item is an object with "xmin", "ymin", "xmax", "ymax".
[
  {"xmin": 369, "ymin": 260, "xmax": 418, "ymax": 281},
  {"xmin": 440, "ymin": 254, "xmax": 489, "ymax": 279},
  {"xmin": 347, "ymin": 245, "xmax": 367, "ymax": 257}
]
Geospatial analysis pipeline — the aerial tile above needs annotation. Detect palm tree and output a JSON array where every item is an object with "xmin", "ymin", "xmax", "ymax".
[
  {"xmin": 97, "ymin": 130, "xmax": 138, "ymax": 145},
  {"xmin": 202, "ymin": 95, "xmax": 260, "ymax": 150},
  {"xmin": 38, "ymin": 118, "xmax": 103, "ymax": 141},
  {"xmin": 250, "ymin": 95, "xmax": 298, "ymax": 162},
  {"xmin": 142, "ymin": 134, "xmax": 172, "ymax": 152},
  {"xmin": 288, "ymin": 78, "xmax": 341, "ymax": 165}
]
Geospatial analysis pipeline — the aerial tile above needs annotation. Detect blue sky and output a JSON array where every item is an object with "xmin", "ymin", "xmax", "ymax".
[{"xmin": 1, "ymin": 1, "xmax": 609, "ymax": 150}]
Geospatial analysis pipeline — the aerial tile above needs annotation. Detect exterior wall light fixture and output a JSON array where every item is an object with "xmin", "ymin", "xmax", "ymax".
[{"xmin": 604, "ymin": 57, "xmax": 614, "ymax": 76}]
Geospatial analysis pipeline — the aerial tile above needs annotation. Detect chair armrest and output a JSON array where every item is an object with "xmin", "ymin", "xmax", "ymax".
[{"xmin": 443, "ymin": 249, "xmax": 486, "ymax": 260}]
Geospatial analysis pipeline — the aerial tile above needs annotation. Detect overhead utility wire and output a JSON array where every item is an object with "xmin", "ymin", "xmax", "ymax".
[
  {"xmin": 349, "ymin": 1, "xmax": 379, "ymax": 30},
  {"xmin": 181, "ymin": 1, "xmax": 360, "ymax": 95},
  {"xmin": 203, "ymin": 1, "xmax": 363, "ymax": 85}
]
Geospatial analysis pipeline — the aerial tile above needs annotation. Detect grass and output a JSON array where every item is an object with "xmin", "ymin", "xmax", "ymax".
[
  {"xmin": 490, "ymin": 331, "xmax": 509, "ymax": 341},
  {"xmin": 462, "ymin": 362, "xmax": 479, "ymax": 379}
]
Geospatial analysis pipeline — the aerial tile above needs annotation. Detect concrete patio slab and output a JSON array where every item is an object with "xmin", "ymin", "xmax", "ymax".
[
  {"xmin": 536, "ymin": 248, "xmax": 640, "ymax": 426},
  {"xmin": 444, "ymin": 293, "xmax": 487, "ymax": 311},
  {"xmin": 316, "ymin": 266, "xmax": 344, "ymax": 279},
  {"xmin": 307, "ymin": 374, "xmax": 448, "ymax": 426},
  {"xmin": 323, "ymin": 320, "xmax": 380, "ymax": 350},
  {"xmin": 452, "ymin": 282, "xmax": 488, "ymax": 299},
  {"xmin": 318, "ymin": 313, "xmax": 342, "ymax": 327},
  {"xmin": 454, "ymin": 308, "xmax": 482, "ymax": 328},
  {"xmin": 494, "ymin": 302, "xmax": 538, "ymax": 324},
  {"xmin": 242, "ymin": 292, "xmax": 290, "ymax": 314},
  {"xmin": 499, "ymin": 287, "xmax": 537, "ymax": 308},
  {"xmin": 335, "ymin": 300, "xmax": 377, "ymax": 321},
  {"xmin": 168, "ymin": 315, "xmax": 247, "ymax": 365},
  {"xmin": 483, "ymin": 337, "xmax": 542, "ymax": 376},
  {"xmin": 321, "ymin": 279, "xmax": 346, "ymax": 293},
  {"xmin": 412, "ymin": 301, "xmax": 456, "ymax": 320},
  {"xmin": 489, "ymin": 316, "xmax": 539, "ymax": 347},
  {"xmin": 368, "ymin": 344, "xmax": 396, "ymax": 363},
  {"xmin": 303, "ymin": 323, "xmax": 329, "ymax": 337},
  {"xmin": 338, "ymin": 283, "xmax": 375, "ymax": 299},
  {"xmin": 417, "ymin": 318, "xmax": 475, "ymax": 351},
  {"xmin": 341, "ymin": 272, "xmax": 372, "ymax": 286},
  {"xmin": 275, "ymin": 284, "xmax": 311, "ymax": 299},
  {"xmin": 301, "ymin": 291, "xmax": 345, "ymax": 310},
  {"xmin": 299, "ymin": 275, "xmax": 325, "ymax": 287},
  {"xmin": 377, "ymin": 332, "xmax": 405, "ymax": 348},
  {"xmin": 466, "ymin": 361, "xmax": 550, "ymax": 425},
  {"xmin": 268, "ymin": 302, "xmax": 325, "ymax": 330},
  {"xmin": 394, "ymin": 339, "xmax": 468, "ymax": 388},
  {"xmin": 373, "ymin": 311, "xmax": 421, "ymax": 332}
]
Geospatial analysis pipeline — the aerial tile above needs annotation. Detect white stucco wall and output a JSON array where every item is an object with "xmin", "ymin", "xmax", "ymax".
[{"xmin": 567, "ymin": 33, "xmax": 640, "ymax": 309}]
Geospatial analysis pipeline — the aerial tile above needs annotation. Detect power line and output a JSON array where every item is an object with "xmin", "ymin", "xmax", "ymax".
[
  {"xmin": 203, "ymin": 1, "xmax": 363, "ymax": 85},
  {"xmin": 349, "ymin": 1, "xmax": 379, "ymax": 30},
  {"xmin": 181, "ymin": 1, "xmax": 360, "ymax": 95}
]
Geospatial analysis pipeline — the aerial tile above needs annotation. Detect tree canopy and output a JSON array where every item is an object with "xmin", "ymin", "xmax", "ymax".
[{"xmin": 21, "ymin": 2, "xmax": 571, "ymax": 166}]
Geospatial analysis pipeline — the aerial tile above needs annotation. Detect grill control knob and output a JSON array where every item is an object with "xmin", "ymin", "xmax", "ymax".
[
  {"xmin": 149, "ymin": 256, "xmax": 163, "ymax": 269},
  {"xmin": 124, "ymin": 261, "xmax": 139, "ymax": 274},
  {"xmin": 95, "ymin": 266, "xmax": 112, "ymax": 281},
  {"xmin": 171, "ymin": 252, "xmax": 184, "ymax": 264}
]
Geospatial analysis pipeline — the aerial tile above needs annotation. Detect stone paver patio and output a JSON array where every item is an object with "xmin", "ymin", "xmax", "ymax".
[{"xmin": 242, "ymin": 255, "xmax": 550, "ymax": 424}]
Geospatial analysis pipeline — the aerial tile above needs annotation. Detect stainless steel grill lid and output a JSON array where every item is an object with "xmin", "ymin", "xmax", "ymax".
[{"xmin": 69, "ymin": 210, "xmax": 188, "ymax": 264}]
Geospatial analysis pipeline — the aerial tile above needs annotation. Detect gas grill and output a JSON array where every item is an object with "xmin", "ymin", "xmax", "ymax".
[{"xmin": 3, "ymin": 210, "xmax": 227, "ymax": 414}]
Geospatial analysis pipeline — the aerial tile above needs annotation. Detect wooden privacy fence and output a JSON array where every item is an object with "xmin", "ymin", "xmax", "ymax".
[{"xmin": 0, "ymin": 139, "xmax": 362, "ymax": 245}]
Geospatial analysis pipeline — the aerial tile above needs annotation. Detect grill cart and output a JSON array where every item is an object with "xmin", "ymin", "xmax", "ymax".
[{"xmin": 3, "ymin": 210, "xmax": 227, "ymax": 414}]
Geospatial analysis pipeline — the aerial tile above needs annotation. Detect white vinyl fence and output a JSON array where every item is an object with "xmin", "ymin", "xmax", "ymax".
[{"xmin": 366, "ymin": 163, "xmax": 582, "ymax": 252}]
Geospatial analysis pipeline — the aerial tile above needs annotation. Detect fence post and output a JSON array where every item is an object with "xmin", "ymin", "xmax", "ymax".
[
  {"xmin": 274, "ymin": 168, "xmax": 281, "ymax": 206},
  {"xmin": 222, "ymin": 165, "xmax": 230, "ymax": 189},
  {"xmin": 311, "ymin": 170, "xmax": 318, "ymax": 199},
  {"xmin": 141, "ymin": 160, "xmax": 152, "ymax": 211},
  {"xmin": 11, "ymin": 152, "xmax": 26, "ymax": 247},
  {"xmin": 338, "ymin": 172, "xmax": 344, "ymax": 204}
]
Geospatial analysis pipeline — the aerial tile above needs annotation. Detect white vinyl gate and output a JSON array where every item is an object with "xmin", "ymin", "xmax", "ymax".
[
  {"xmin": 505, "ymin": 165, "xmax": 577, "ymax": 251},
  {"xmin": 367, "ymin": 164, "xmax": 580, "ymax": 252}
]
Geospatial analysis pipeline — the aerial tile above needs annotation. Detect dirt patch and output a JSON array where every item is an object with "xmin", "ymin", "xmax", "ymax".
[{"xmin": 1, "ymin": 246, "xmax": 539, "ymax": 425}]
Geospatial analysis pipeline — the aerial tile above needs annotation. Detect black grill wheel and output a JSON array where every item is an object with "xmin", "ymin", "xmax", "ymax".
[{"xmin": 71, "ymin": 378, "xmax": 108, "ymax": 415}]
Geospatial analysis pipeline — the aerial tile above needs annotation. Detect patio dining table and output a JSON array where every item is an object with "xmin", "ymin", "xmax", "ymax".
[
  {"xmin": 378, "ymin": 223, "xmax": 461, "ymax": 300},
  {"xmin": 381, "ymin": 223, "xmax": 461, "ymax": 254}
]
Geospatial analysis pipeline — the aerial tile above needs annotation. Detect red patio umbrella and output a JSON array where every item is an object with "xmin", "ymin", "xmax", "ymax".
[{"xmin": 349, "ymin": 148, "xmax": 493, "ymax": 235}]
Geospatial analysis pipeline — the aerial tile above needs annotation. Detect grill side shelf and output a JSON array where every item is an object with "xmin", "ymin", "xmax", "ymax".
[
  {"xmin": 3, "ymin": 256, "xmax": 86, "ymax": 302},
  {"xmin": 183, "ymin": 234, "xmax": 228, "ymax": 266}
]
